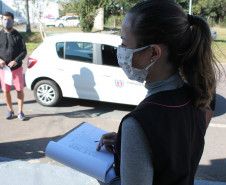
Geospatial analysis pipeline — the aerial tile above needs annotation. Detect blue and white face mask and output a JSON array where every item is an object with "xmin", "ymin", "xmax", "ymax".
[
  {"xmin": 117, "ymin": 45, "xmax": 155, "ymax": 83},
  {"xmin": 2, "ymin": 19, "xmax": 13, "ymax": 30}
]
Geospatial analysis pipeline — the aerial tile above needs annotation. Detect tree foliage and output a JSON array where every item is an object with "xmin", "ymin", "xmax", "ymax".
[
  {"xmin": 193, "ymin": 0, "xmax": 226, "ymax": 24},
  {"xmin": 60, "ymin": 0, "xmax": 225, "ymax": 31},
  {"xmin": 61, "ymin": 0, "xmax": 106, "ymax": 32}
]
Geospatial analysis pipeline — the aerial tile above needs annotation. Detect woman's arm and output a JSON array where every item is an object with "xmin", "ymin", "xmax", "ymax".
[{"xmin": 121, "ymin": 117, "xmax": 154, "ymax": 185}]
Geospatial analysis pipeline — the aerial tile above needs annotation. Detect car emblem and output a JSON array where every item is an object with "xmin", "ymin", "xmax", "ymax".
[{"xmin": 115, "ymin": 80, "xmax": 124, "ymax": 88}]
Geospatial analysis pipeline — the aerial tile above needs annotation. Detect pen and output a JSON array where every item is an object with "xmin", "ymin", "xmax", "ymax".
[
  {"xmin": 106, "ymin": 163, "xmax": 115, "ymax": 174},
  {"xmin": 94, "ymin": 141, "xmax": 99, "ymax": 142}
]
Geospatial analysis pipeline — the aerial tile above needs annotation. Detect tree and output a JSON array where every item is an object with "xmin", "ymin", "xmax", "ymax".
[
  {"xmin": 175, "ymin": 0, "xmax": 189, "ymax": 13},
  {"xmin": 25, "ymin": 0, "xmax": 31, "ymax": 33},
  {"xmin": 115, "ymin": 0, "xmax": 142, "ymax": 12},
  {"xmin": 102, "ymin": 0, "xmax": 121, "ymax": 22},
  {"xmin": 193, "ymin": 0, "xmax": 225, "ymax": 25},
  {"xmin": 65, "ymin": 0, "xmax": 106, "ymax": 32},
  {"xmin": 30, "ymin": 0, "xmax": 47, "ymax": 40}
]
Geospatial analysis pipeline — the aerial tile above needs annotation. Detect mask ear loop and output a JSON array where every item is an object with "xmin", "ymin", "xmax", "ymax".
[{"xmin": 145, "ymin": 59, "xmax": 155, "ymax": 71}]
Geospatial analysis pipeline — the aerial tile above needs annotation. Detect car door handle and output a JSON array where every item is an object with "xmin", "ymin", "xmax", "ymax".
[
  {"xmin": 57, "ymin": 69, "xmax": 64, "ymax": 71},
  {"xmin": 104, "ymin": 75, "xmax": 111, "ymax": 77}
]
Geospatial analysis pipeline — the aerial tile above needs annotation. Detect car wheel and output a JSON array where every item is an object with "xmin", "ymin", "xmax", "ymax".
[
  {"xmin": 77, "ymin": 23, "xmax": 80, "ymax": 28},
  {"xmin": 34, "ymin": 80, "xmax": 62, "ymax": 107},
  {"xmin": 58, "ymin": 24, "xmax": 64, "ymax": 28}
]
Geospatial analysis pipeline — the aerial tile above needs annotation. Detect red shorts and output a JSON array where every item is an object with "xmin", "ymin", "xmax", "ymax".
[{"xmin": 0, "ymin": 66, "xmax": 24, "ymax": 92}]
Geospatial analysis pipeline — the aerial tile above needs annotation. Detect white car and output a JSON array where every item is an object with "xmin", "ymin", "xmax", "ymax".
[
  {"xmin": 211, "ymin": 29, "xmax": 217, "ymax": 40},
  {"xmin": 14, "ymin": 16, "xmax": 26, "ymax": 25},
  {"xmin": 25, "ymin": 33, "xmax": 147, "ymax": 106},
  {"xmin": 42, "ymin": 17, "xmax": 58, "ymax": 27},
  {"xmin": 55, "ymin": 16, "xmax": 80, "ymax": 28}
]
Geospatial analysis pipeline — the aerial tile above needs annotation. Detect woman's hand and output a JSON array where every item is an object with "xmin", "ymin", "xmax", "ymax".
[{"xmin": 96, "ymin": 132, "xmax": 117, "ymax": 153}]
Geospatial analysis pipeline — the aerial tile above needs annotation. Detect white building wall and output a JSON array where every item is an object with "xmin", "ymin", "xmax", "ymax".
[{"xmin": 93, "ymin": 8, "xmax": 104, "ymax": 30}]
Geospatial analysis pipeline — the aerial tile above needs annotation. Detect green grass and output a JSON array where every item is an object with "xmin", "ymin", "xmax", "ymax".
[
  {"xmin": 25, "ymin": 42, "xmax": 41, "ymax": 54},
  {"xmin": 19, "ymin": 32, "xmax": 42, "ymax": 53},
  {"xmin": 211, "ymin": 27, "xmax": 226, "ymax": 63}
]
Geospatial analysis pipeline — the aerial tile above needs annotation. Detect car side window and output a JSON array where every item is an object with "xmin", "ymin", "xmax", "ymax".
[
  {"xmin": 65, "ymin": 42, "xmax": 93, "ymax": 63},
  {"xmin": 56, "ymin": 42, "xmax": 64, "ymax": 58},
  {"xmin": 101, "ymin": 45, "xmax": 119, "ymax": 67}
]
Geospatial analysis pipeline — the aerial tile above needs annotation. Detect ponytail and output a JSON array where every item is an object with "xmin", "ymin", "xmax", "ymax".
[{"xmin": 181, "ymin": 15, "xmax": 217, "ymax": 109}]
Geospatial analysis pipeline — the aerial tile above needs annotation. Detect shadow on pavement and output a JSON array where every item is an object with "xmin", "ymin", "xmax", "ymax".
[
  {"xmin": 56, "ymin": 97, "xmax": 135, "ymax": 112},
  {"xmin": 25, "ymin": 108, "xmax": 114, "ymax": 120},
  {"xmin": 214, "ymin": 94, "xmax": 226, "ymax": 117},
  {"xmin": 0, "ymin": 136, "xmax": 60, "ymax": 161},
  {"xmin": 196, "ymin": 158, "xmax": 226, "ymax": 182},
  {"xmin": 0, "ymin": 100, "xmax": 36, "ymax": 107}
]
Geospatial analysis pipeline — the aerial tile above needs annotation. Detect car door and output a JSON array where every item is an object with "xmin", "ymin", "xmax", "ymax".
[
  {"xmin": 70, "ymin": 17, "xmax": 78, "ymax": 27},
  {"xmin": 66, "ymin": 17, "xmax": 74, "ymax": 27},
  {"xmin": 55, "ymin": 41, "xmax": 102, "ymax": 101}
]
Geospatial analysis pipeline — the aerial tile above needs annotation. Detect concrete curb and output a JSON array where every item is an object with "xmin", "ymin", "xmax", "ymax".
[{"xmin": 0, "ymin": 158, "xmax": 225, "ymax": 185}]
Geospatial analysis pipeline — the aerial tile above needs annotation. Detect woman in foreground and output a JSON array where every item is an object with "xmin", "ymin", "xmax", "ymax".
[{"xmin": 97, "ymin": 0, "xmax": 218, "ymax": 184}]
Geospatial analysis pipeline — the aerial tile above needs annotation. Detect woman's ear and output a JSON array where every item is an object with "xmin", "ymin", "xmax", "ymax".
[{"xmin": 149, "ymin": 44, "xmax": 162, "ymax": 62}]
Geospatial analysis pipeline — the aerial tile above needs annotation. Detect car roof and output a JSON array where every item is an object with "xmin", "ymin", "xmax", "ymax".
[
  {"xmin": 45, "ymin": 33, "xmax": 122, "ymax": 47},
  {"xmin": 61, "ymin": 15, "xmax": 80, "ymax": 18}
]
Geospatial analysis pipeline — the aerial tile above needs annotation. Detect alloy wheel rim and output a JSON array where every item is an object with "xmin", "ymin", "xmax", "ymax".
[{"xmin": 37, "ymin": 84, "xmax": 55, "ymax": 104}]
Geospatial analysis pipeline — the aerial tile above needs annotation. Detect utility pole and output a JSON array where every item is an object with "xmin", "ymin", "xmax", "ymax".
[{"xmin": 189, "ymin": 0, "xmax": 192, "ymax": 15}]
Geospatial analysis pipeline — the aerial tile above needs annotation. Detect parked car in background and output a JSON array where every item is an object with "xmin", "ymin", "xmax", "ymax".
[
  {"xmin": 25, "ymin": 33, "xmax": 147, "ymax": 106},
  {"xmin": 42, "ymin": 17, "xmax": 58, "ymax": 27},
  {"xmin": 14, "ymin": 16, "xmax": 26, "ymax": 25},
  {"xmin": 55, "ymin": 16, "xmax": 80, "ymax": 28},
  {"xmin": 211, "ymin": 29, "xmax": 217, "ymax": 40}
]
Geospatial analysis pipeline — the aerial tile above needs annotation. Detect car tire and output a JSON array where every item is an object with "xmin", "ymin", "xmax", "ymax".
[
  {"xmin": 58, "ymin": 23, "xmax": 64, "ymax": 28},
  {"xmin": 77, "ymin": 23, "xmax": 80, "ymax": 28},
  {"xmin": 34, "ymin": 80, "xmax": 62, "ymax": 107}
]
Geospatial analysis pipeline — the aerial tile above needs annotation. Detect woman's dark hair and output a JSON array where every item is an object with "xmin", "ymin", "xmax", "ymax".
[
  {"xmin": 2, "ymin": 11, "xmax": 14, "ymax": 20},
  {"xmin": 128, "ymin": 0, "xmax": 218, "ymax": 109}
]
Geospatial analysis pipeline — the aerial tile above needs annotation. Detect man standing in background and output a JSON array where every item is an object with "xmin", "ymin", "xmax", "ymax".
[{"xmin": 0, "ymin": 11, "xmax": 27, "ymax": 121}]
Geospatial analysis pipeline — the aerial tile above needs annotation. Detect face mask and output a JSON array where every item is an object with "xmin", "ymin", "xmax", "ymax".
[
  {"xmin": 117, "ymin": 45, "xmax": 155, "ymax": 83},
  {"xmin": 2, "ymin": 19, "xmax": 13, "ymax": 30}
]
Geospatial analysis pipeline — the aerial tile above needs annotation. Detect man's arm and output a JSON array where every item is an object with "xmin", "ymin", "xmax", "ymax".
[{"xmin": 13, "ymin": 35, "xmax": 27, "ymax": 64}]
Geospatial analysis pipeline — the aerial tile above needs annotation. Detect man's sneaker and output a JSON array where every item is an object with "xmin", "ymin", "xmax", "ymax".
[
  {"xmin": 6, "ymin": 110, "xmax": 14, "ymax": 120},
  {"xmin": 18, "ymin": 111, "xmax": 26, "ymax": 121}
]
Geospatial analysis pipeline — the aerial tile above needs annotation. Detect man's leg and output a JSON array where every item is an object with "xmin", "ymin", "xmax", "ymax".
[
  {"xmin": 12, "ymin": 66, "xmax": 26, "ymax": 120},
  {"xmin": 3, "ymin": 90, "xmax": 14, "ymax": 112},
  {"xmin": 4, "ymin": 90, "xmax": 15, "ymax": 119},
  {"xmin": 17, "ymin": 90, "xmax": 24, "ymax": 113}
]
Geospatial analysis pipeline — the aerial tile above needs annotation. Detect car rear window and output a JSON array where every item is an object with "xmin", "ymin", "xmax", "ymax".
[{"xmin": 56, "ymin": 42, "xmax": 93, "ymax": 63}]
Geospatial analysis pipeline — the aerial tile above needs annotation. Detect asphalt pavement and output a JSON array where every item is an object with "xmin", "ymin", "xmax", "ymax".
[{"xmin": 0, "ymin": 61, "xmax": 225, "ymax": 185}]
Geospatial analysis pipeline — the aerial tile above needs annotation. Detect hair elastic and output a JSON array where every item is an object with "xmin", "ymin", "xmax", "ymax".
[{"xmin": 187, "ymin": 14, "xmax": 194, "ymax": 26}]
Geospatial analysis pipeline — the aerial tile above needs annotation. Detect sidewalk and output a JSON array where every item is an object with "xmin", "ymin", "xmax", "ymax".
[{"xmin": 0, "ymin": 156, "xmax": 226, "ymax": 185}]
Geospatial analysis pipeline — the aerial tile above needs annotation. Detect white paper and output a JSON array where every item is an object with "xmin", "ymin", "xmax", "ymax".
[
  {"xmin": 45, "ymin": 122, "xmax": 117, "ymax": 183},
  {"xmin": 3, "ymin": 66, "xmax": 13, "ymax": 86}
]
